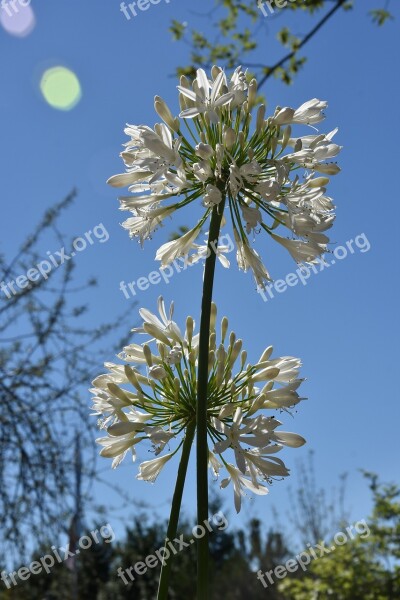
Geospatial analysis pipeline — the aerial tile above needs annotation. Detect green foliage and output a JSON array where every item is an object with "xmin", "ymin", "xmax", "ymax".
[
  {"xmin": 279, "ymin": 540, "xmax": 389, "ymax": 600},
  {"xmin": 169, "ymin": 225, "xmax": 190, "ymax": 241},
  {"xmin": 1, "ymin": 472, "xmax": 399, "ymax": 599},
  {"xmin": 170, "ymin": 0, "xmax": 393, "ymax": 88},
  {"xmin": 369, "ymin": 9, "xmax": 394, "ymax": 26},
  {"xmin": 279, "ymin": 473, "xmax": 400, "ymax": 600}
]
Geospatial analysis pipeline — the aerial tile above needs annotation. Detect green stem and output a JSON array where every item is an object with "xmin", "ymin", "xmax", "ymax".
[
  {"xmin": 196, "ymin": 198, "xmax": 226, "ymax": 599},
  {"xmin": 157, "ymin": 420, "xmax": 196, "ymax": 600}
]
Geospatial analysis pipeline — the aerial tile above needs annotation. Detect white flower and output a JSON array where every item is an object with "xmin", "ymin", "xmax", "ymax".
[
  {"xmin": 149, "ymin": 365, "xmax": 167, "ymax": 380},
  {"xmin": 228, "ymin": 66, "xmax": 249, "ymax": 107},
  {"xmin": 137, "ymin": 453, "xmax": 174, "ymax": 483},
  {"xmin": 203, "ymin": 184, "xmax": 223, "ymax": 207},
  {"xmin": 272, "ymin": 99, "xmax": 327, "ymax": 126},
  {"xmin": 270, "ymin": 233, "xmax": 326, "ymax": 264},
  {"xmin": 245, "ymin": 451, "xmax": 290, "ymax": 479},
  {"xmin": 154, "ymin": 95, "xmax": 180, "ymax": 132},
  {"xmin": 189, "ymin": 242, "xmax": 231, "ymax": 269},
  {"xmin": 254, "ymin": 356, "xmax": 302, "ymax": 383},
  {"xmin": 146, "ymin": 427, "xmax": 176, "ymax": 455},
  {"xmin": 235, "ymin": 233, "xmax": 271, "ymax": 288},
  {"xmin": 262, "ymin": 380, "xmax": 304, "ymax": 410},
  {"xmin": 130, "ymin": 124, "xmax": 182, "ymax": 182},
  {"xmin": 108, "ymin": 66, "xmax": 341, "ymax": 286},
  {"xmin": 122, "ymin": 206, "xmax": 175, "ymax": 246},
  {"xmin": 229, "ymin": 161, "xmax": 262, "ymax": 197},
  {"xmin": 221, "ymin": 463, "xmax": 269, "ymax": 513},
  {"xmin": 133, "ymin": 296, "xmax": 184, "ymax": 345},
  {"xmin": 208, "ymin": 450, "xmax": 222, "ymax": 477},
  {"xmin": 269, "ymin": 431, "xmax": 306, "ymax": 448},
  {"xmin": 155, "ymin": 226, "xmax": 202, "ymax": 268},
  {"xmin": 92, "ymin": 300, "xmax": 306, "ymax": 509},
  {"xmin": 193, "ymin": 160, "xmax": 213, "ymax": 182},
  {"xmin": 255, "ymin": 179, "xmax": 280, "ymax": 201},
  {"xmin": 195, "ymin": 143, "xmax": 214, "ymax": 159},
  {"xmin": 241, "ymin": 204, "xmax": 262, "ymax": 234},
  {"xmin": 166, "ymin": 345, "xmax": 182, "ymax": 365},
  {"xmin": 178, "ymin": 69, "xmax": 234, "ymax": 124},
  {"xmin": 96, "ymin": 431, "xmax": 140, "ymax": 468},
  {"xmin": 213, "ymin": 409, "xmax": 252, "ymax": 474}
]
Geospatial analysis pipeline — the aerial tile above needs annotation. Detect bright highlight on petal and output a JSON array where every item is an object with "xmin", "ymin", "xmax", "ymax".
[{"xmin": 40, "ymin": 67, "xmax": 82, "ymax": 111}]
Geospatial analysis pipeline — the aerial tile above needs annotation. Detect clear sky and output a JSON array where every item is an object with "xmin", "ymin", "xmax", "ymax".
[{"xmin": 1, "ymin": 0, "xmax": 399, "ymax": 547}]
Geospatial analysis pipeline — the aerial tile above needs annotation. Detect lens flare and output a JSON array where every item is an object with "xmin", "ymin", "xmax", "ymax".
[
  {"xmin": 0, "ymin": 3, "xmax": 36, "ymax": 37},
  {"xmin": 40, "ymin": 67, "xmax": 82, "ymax": 111}
]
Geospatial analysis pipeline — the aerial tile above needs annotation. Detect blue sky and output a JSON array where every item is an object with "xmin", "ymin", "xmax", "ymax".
[{"xmin": 1, "ymin": 0, "xmax": 399, "ymax": 548}]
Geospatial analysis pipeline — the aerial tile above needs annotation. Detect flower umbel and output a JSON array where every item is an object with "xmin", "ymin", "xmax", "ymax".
[
  {"xmin": 108, "ymin": 66, "xmax": 341, "ymax": 289},
  {"xmin": 91, "ymin": 298, "xmax": 306, "ymax": 511}
]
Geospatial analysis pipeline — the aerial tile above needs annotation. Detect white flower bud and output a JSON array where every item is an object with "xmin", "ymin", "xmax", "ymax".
[
  {"xmin": 106, "ymin": 383, "xmax": 131, "ymax": 405},
  {"xmin": 189, "ymin": 349, "xmax": 197, "ymax": 364},
  {"xmin": 258, "ymin": 345, "xmax": 273, "ymax": 363},
  {"xmin": 174, "ymin": 377, "xmax": 180, "ymax": 400},
  {"xmin": 149, "ymin": 365, "xmax": 167, "ymax": 380},
  {"xmin": 223, "ymin": 127, "xmax": 236, "ymax": 149},
  {"xmin": 157, "ymin": 342, "xmax": 167, "ymax": 361},
  {"xmin": 186, "ymin": 316, "xmax": 194, "ymax": 345},
  {"xmin": 143, "ymin": 344, "xmax": 153, "ymax": 367},
  {"xmin": 154, "ymin": 96, "xmax": 180, "ymax": 132},
  {"xmin": 221, "ymin": 316, "xmax": 229, "ymax": 343},
  {"xmin": 315, "ymin": 163, "xmax": 341, "ymax": 175},
  {"xmin": 195, "ymin": 143, "xmax": 214, "ymax": 159},
  {"xmin": 229, "ymin": 331, "xmax": 236, "ymax": 348},
  {"xmin": 208, "ymin": 350, "xmax": 215, "ymax": 372},
  {"xmin": 211, "ymin": 65, "xmax": 223, "ymax": 80},
  {"xmin": 229, "ymin": 339, "xmax": 243, "ymax": 368},
  {"xmin": 124, "ymin": 365, "xmax": 142, "ymax": 392},
  {"xmin": 209, "ymin": 332, "xmax": 217, "ymax": 351},
  {"xmin": 308, "ymin": 177, "xmax": 330, "ymax": 188},
  {"xmin": 248, "ymin": 79, "xmax": 257, "ymax": 110},
  {"xmin": 256, "ymin": 105, "xmax": 266, "ymax": 131}
]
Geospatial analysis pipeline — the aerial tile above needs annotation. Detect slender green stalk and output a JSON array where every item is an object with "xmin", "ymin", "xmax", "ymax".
[
  {"xmin": 196, "ymin": 198, "xmax": 226, "ymax": 599},
  {"xmin": 157, "ymin": 420, "xmax": 196, "ymax": 600}
]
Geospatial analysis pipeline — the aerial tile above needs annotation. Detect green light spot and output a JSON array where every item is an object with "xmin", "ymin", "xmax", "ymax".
[{"xmin": 40, "ymin": 67, "xmax": 82, "ymax": 111}]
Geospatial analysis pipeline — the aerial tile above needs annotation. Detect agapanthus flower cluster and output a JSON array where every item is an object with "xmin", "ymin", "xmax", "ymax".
[
  {"xmin": 108, "ymin": 66, "xmax": 341, "ymax": 289},
  {"xmin": 91, "ymin": 298, "xmax": 306, "ymax": 512}
]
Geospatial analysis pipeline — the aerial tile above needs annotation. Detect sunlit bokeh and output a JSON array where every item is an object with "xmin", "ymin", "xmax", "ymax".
[
  {"xmin": 0, "ymin": 2, "xmax": 36, "ymax": 37},
  {"xmin": 40, "ymin": 66, "xmax": 82, "ymax": 111}
]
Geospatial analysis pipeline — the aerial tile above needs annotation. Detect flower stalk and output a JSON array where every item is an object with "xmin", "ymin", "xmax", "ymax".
[
  {"xmin": 196, "ymin": 197, "xmax": 226, "ymax": 599},
  {"xmin": 157, "ymin": 420, "xmax": 196, "ymax": 600},
  {"xmin": 101, "ymin": 64, "xmax": 338, "ymax": 600}
]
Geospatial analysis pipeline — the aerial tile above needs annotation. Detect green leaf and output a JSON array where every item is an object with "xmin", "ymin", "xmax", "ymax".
[{"xmin": 369, "ymin": 9, "xmax": 394, "ymax": 26}]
